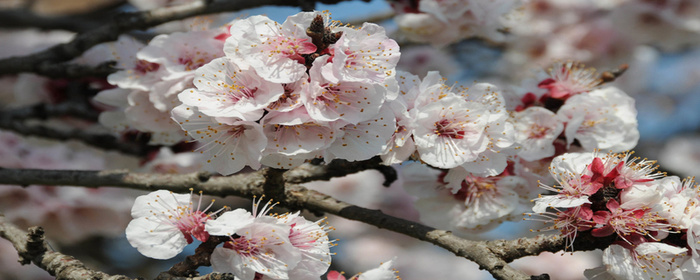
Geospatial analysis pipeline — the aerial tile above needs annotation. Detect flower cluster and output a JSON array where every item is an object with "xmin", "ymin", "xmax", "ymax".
[
  {"xmin": 387, "ymin": 71, "xmax": 517, "ymax": 175},
  {"xmin": 94, "ymin": 28, "xmax": 226, "ymax": 145},
  {"xmin": 529, "ymin": 151, "xmax": 700, "ymax": 279},
  {"xmin": 511, "ymin": 61, "xmax": 638, "ymax": 159},
  {"xmin": 126, "ymin": 192, "xmax": 334, "ymax": 279},
  {"xmin": 171, "ymin": 12, "xmax": 400, "ymax": 175}
]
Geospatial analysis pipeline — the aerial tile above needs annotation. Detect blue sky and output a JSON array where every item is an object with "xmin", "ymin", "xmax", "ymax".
[{"xmin": 238, "ymin": 0, "xmax": 392, "ymax": 23}]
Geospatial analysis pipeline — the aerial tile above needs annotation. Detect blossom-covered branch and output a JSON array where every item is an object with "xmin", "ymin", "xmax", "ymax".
[
  {"xmin": 0, "ymin": 0, "xmax": 359, "ymax": 77},
  {"xmin": 0, "ymin": 167, "xmax": 538, "ymax": 280}
]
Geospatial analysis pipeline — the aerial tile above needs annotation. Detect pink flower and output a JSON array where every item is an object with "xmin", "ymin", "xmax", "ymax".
[
  {"xmin": 537, "ymin": 61, "xmax": 601, "ymax": 99},
  {"xmin": 590, "ymin": 199, "xmax": 668, "ymax": 241}
]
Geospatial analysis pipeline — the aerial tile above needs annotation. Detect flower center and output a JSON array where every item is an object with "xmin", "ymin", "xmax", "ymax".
[
  {"xmin": 134, "ymin": 60, "xmax": 160, "ymax": 74},
  {"xmin": 435, "ymin": 119, "xmax": 465, "ymax": 139},
  {"xmin": 226, "ymin": 236, "xmax": 262, "ymax": 257}
]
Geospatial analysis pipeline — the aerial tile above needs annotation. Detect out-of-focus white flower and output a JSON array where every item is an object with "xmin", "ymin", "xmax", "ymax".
[
  {"xmin": 327, "ymin": 258, "xmax": 400, "ymax": 280},
  {"xmin": 586, "ymin": 243, "xmax": 688, "ymax": 280}
]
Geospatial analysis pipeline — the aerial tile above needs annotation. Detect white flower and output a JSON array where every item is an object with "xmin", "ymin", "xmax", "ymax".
[
  {"xmin": 211, "ymin": 218, "xmax": 301, "ymax": 280},
  {"xmin": 532, "ymin": 152, "xmax": 597, "ymax": 213},
  {"xmin": 125, "ymin": 190, "xmax": 218, "ymax": 260},
  {"xmin": 411, "ymin": 94, "xmax": 490, "ymax": 169},
  {"xmin": 138, "ymin": 30, "xmax": 224, "ymax": 80},
  {"xmin": 171, "ymin": 105, "xmax": 267, "ymax": 175},
  {"xmin": 277, "ymin": 212, "xmax": 333, "ymax": 279},
  {"xmin": 105, "ymin": 35, "xmax": 165, "ymax": 91},
  {"xmin": 303, "ymin": 58, "xmax": 387, "ymax": 124},
  {"xmin": 178, "ymin": 57, "xmax": 284, "ymax": 121},
  {"xmin": 224, "ymin": 14, "xmax": 317, "ymax": 83},
  {"xmin": 356, "ymin": 258, "xmax": 400, "ymax": 280},
  {"xmin": 513, "ymin": 107, "xmax": 564, "ymax": 161},
  {"xmin": 321, "ymin": 22, "xmax": 400, "ymax": 84},
  {"xmin": 125, "ymin": 89, "xmax": 186, "ymax": 145},
  {"xmin": 207, "ymin": 198, "xmax": 305, "ymax": 280},
  {"xmin": 557, "ymin": 86, "xmax": 639, "ymax": 152},
  {"xmin": 261, "ymin": 109, "xmax": 337, "ymax": 156},
  {"xmin": 324, "ymin": 106, "xmax": 396, "ymax": 162}
]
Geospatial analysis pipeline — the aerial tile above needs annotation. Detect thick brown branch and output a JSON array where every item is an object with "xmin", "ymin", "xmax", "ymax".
[
  {"xmin": 0, "ymin": 168, "xmax": 533, "ymax": 280},
  {"xmin": 34, "ymin": 61, "xmax": 117, "ymax": 79},
  {"xmin": 0, "ymin": 118, "xmax": 153, "ymax": 156},
  {"xmin": 285, "ymin": 157, "xmax": 397, "ymax": 186},
  {"xmin": 0, "ymin": 0, "xmax": 360, "ymax": 77},
  {"xmin": 263, "ymin": 167, "xmax": 288, "ymax": 202},
  {"xmin": 0, "ymin": 214, "xmax": 133, "ymax": 280},
  {"xmin": 487, "ymin": 231, "xmax": 617, "ymax": 263},
  {"xmin": 3, "ymin": 102, "xmax": 100, "ymax": 122},
  {"xmin": 0, "ymin": 9, "xmax": 100, "ymax": 33},
  {"xmin": 487, "ymin": 235, "xmax": 566, "ymax": 263}
]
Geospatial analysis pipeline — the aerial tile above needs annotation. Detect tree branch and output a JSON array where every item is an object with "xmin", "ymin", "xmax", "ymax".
[
  {"xmin": 2, "ymin": 102, "xmax": 100, "ymax": 122},
  {"xmin": 33, "ymin": 61, "xmax": 117, "ymax": 79},
  {"xmin": 0, "ymin": 215, "xmax": 134, "ymax": 280},
  {"xmin": 0, "ymin": 9, "xmax": 100, "ymax": 33},
  {"xmin": 285, "ymin": 156, "xmax": 397, "ymax": 186},
  {"xmin": 0, "ymin": 0, "xmax": 360, "ymax": 77},
  {"xmin": 0, "ymin": 167, "xmax": 538, "ymax": 280},
  {"xmin": 0, "ymin": 118, "xmax": 153, "ymax": 156}
]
